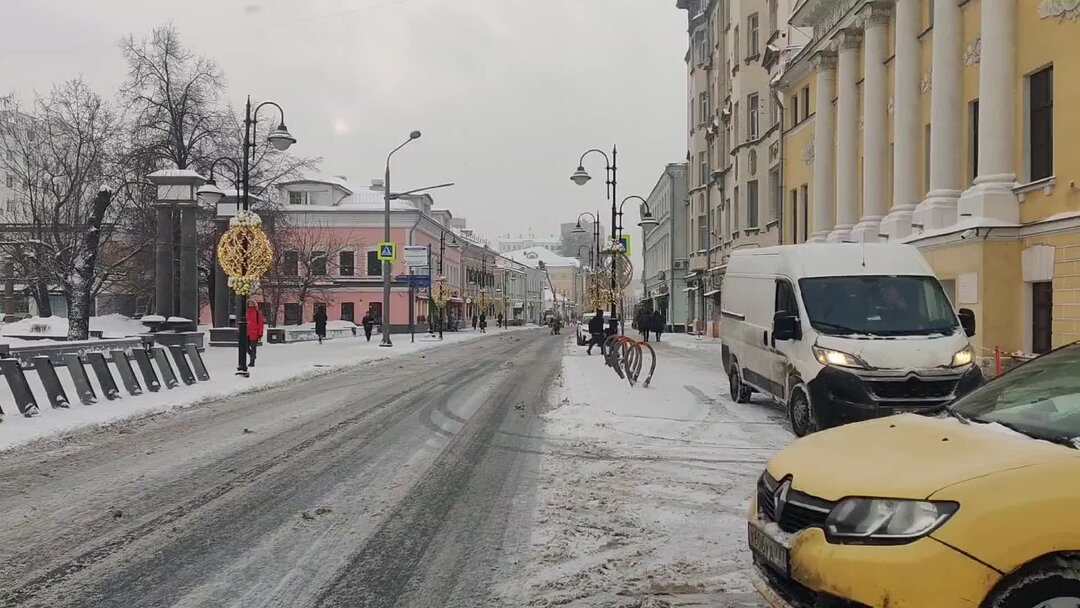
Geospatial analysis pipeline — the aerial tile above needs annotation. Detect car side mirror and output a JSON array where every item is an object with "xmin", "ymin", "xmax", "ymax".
[
  {"xmin": 958, "ymin": 308, "xmax": 976, "ymax": 337},
  {"xmin": 773, "ymin": 312, "xmax": 800, "ymax": 341}
]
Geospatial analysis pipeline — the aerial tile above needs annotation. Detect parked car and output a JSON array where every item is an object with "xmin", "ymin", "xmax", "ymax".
[
  {"xmin": 748, "ymin": 342, "xmax": 1080, "ymax": 608},
  {"xmin": 721, "ymin": 243, "xmax": 983, "ymax": 436}
]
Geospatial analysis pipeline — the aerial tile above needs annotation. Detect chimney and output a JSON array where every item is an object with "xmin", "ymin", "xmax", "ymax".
[{"xmin": 370, "ymin": 178, "xmax": 385, "ymax": 191}]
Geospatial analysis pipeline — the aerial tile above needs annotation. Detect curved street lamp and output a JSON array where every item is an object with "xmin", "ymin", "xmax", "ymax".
[
  {"xmin": 570, "ymin": 147, "xmax": 619, "ymax": 322},
  {"xmin": 380, "ymin": 130, "xmax": 422, "ymax": 348}
]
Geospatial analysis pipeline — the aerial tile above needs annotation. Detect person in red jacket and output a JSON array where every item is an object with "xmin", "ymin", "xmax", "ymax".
[{"xmin": 246, "ymin": 300, "xmax": 265, "ymax": 367}]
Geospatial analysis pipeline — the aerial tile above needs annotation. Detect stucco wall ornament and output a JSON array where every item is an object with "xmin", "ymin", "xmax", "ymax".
[
  {"xmin": 964, "ymin": 38, "xmax": 981, "ymax": 66},
  {"xmin": 888, "ymin": 98, "xmax": 894, "ymax": 115},
  {"xmin": 920, "ymin": 72, "xmax": 932, "ymax": 93},
  {"xmin": 801, "ymin": 141, "xmax": 815, "ymax": 167},
  {"xmin": 1039, "ymin": 0, "xmax": 1080, "ymax": 20}
]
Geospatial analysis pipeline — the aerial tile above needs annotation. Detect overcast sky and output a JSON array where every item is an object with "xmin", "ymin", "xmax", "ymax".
[{"xmin": 1, "ymin": 0, "xmax": 687, "ymax": 262}]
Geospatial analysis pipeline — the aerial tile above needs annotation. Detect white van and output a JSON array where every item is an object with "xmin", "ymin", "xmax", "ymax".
[{"xmin": 721, "ymin": 243, "xmax": 983, "ymax": 436}]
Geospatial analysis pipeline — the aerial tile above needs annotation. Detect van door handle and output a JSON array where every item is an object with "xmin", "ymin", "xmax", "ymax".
[{"xmin": 763, "ymin": 330, "xmax": 768, "ymax": 346}]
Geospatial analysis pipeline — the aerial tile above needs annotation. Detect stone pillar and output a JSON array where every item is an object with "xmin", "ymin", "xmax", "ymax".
[
  {"xmin": 213, "ymin": 217, "xmax": 230, "ymax": 328},
  {"xmin": 881, "ymin": 0, "xmax": 921, "ymax": 240},
  {"xmin": 913, "ymin": 0, "xmax": 963, "ymax": 231},
  {"xmin": 828, "ymin": 30, "xmax": 863, "ymax": 242},
  {"xmin": 148, "ymin": 169, "xmax": 207, "ymax": 331},
  {"xmin": 810, "ymin": 52, "xmax": 838, "ymax": 242},
  {"xmin": 3, "ymin": 258, "xmax": 14, "ymax": 322},
  {"xmin": 957, "ymin": 0, "xmax": 1018, "ymax": 223},
  {"xmin": 852, "ymin": 5, "xmax": 891, "ymax": 242}
]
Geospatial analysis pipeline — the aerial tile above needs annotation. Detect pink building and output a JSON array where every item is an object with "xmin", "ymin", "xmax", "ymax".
[{"xmin": 201, "ymin": 177, "xmax": 486, "ymax": 331}]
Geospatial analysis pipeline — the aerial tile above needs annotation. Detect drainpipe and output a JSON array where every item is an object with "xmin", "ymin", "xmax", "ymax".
[{"xmin": 776, "ymin": 88, "xmax": 786, "ymax": 244}]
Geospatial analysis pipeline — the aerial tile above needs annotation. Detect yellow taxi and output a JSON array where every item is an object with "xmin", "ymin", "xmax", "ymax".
[{"xmin": 748, "ymin": 343, "xmax": 1080, "ymax": 607}]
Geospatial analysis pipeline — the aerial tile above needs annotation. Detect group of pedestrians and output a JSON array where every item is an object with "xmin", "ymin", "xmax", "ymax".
[
  {"xmin": 635, "ymin": 309, "xmax": 666, "ymax": 343},
  {"xmin": 471, "ymin": 313, "xmax": 488, "ymax": 333}
]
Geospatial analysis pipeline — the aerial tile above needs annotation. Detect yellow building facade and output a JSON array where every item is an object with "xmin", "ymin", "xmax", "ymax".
[{"xmin": 778, "ymin": 0, "xmax": 1080, "ymax": 362}]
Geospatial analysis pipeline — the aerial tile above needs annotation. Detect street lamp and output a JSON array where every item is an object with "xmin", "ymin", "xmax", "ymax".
[
  {"xmin": 570, "ymin": 147, "xmax": 618, "ymax": 322},
  {"xmin": 616, "ymin": 195, "xmax": 660, "ymax": 236},
  {"xmin": 380, "ymin": 130, "xmax": 422, "ymax": 348},
  {"xmin": 431, "ymin": 228, "xmax": 459, "ymax": 340},
  {"xmin": 202, "ymin": 96, "xmax": 295, "ymax": 377}
]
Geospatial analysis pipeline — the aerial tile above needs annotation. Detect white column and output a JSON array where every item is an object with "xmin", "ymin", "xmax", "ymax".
[
  {"xmin": 957, "ymin": 0, "xmax": 1019, "ymax": 223},
  {"xmin": 881, "ymin": 0, "xmax": 921, "ymax": 240},
  {"xmin": 913, "ymin": 0, "xmax": 963, "ymax": 231},
  {"xmin": 828, "ymin": 30, "xmax": 862, "ymax": 242},
  {"xmin": 852, "ymin": 5, "xmax": 891, "ymax": 242},
  {"xmin": 809, "ymin": 52, "xmax": 837, "ymax": 242}
]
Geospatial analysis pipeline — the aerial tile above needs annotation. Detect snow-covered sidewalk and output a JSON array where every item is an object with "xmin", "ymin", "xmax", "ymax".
[
  {"xmin": 501, "ymin": 336, "xmax": 793, "ymax": 606},
  {"xmin": 0, "ymin": 326, "xmax": 529, "ymax": 451}
]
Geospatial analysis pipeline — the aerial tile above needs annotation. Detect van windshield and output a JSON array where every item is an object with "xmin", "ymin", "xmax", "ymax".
[{"xmin": 798, "ymin": 275, "xmax": 959, "ymax": 337}]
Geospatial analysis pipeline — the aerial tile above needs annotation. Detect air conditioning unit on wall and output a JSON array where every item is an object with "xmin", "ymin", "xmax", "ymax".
[{"xmin": 673, "ymin": 259, "xmax": 688, "ymax": 270}]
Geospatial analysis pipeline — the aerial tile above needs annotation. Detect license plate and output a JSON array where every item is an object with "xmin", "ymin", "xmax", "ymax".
[{"xmin": 748, "ymin": 522, "xmax": 789, "ymax": 574}]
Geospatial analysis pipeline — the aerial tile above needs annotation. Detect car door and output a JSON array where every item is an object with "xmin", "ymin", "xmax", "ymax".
[{"xmin": 763, "ymin": 278, "xmax": 801, "ymax": 402}]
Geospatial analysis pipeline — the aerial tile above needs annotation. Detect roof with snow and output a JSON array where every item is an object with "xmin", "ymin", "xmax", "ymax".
[
  {"xmin": 279, "ymin": 175, "xmax": 354, "ymax": 194},
  {"xmin": 504, "ymin": 246, "xmax": 580, "ymax": 269}
]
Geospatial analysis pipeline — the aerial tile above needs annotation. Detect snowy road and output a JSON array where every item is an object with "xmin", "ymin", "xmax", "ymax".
[{"xmin": 0, "ymin": 329, "xmax": 560, "ymax": 608}]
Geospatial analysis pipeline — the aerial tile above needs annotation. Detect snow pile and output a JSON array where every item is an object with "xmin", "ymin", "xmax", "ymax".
[
  {"xmin": 496, "ymin": 338, "xmax": 793, "ymax": 606},
  {"xmin": 0, "ymin": 314, "xmax": 148, "ymax": 339},
  {"xmin": 0, "ymin": 325, "xmax": 533, "ymax": 450}
]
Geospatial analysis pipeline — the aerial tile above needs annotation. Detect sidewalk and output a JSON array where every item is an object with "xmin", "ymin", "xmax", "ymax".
[
  {"xmin": 497, "ymin": 336, "xmax": 791, "ymax": 606},
  {"xmin": 0, "ymin": 326, "xmax": 531, "ymax": 451}
]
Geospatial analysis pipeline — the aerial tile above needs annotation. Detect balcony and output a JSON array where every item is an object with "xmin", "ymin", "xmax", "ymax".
[{"xmin": 688, "ymin": 252, "xmax": 708, "ymax": 272}]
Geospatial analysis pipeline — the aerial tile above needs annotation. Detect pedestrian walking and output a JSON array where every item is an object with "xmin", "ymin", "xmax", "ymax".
[
  {"xmin": 586, "ymin": 309, "xmax": 606, "ymax": 355},
  {"xmin": 472, "ymin": 314, "xmax": 479, "ymax": 331},
  {"xmin": 637, "ymin": 309, "xmax": 650, "ymax": 342},
  {"xmin": 314, "ymin": 306, "xmax": 327, "ymax": 344},
  {"xmin": 361, "ymin": 310, "xmax": 376, "ymax": 342},
  {"xmin": 479, "ymin": 312, "xmax": 487, "ymax": 333},
  {"xmin": 246, "ymin": 300, "xmax": 265, "ymax": 367},
  {"xmin": 497, "ymin": 313, "xmax": 504, "ymax": 328},
  {"xmin": 652, "ymin": 310, "xmax": 665, "ymax": 342}
]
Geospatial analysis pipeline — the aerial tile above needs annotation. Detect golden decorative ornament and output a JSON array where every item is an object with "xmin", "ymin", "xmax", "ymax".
[
  {"xmin": 432, "ymin": 280, "xmax": 453, "ymax": 307},
  {"xmin": 217, "ymin": 224, "xmax": 274, "ymax": 297}
]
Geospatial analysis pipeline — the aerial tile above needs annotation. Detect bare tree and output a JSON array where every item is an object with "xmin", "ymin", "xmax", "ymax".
[
  {"xmin": 0, "ymin": 81, "xmax": 138, "ymax": 340},
  {"xmin": 258, "ymin": 222, "xmax": 362, "ymax": 326}
]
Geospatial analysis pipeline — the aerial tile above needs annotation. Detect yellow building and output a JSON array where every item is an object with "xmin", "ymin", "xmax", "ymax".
[{"xmin": 778, "ymin": 0, "xmax": 1078, "ymax": 361}]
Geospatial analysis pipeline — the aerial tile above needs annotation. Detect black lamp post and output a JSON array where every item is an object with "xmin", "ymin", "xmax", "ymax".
[
  {"xmin": 570, "ymin": 148, "xmax": 618, "ymax": 320},
  {"xmin": 617, "ymin": 195, "xmax": 660, "ymax": 235},
  {"xmin": 572, "ymin": 210, "xmax": 602, "ymax": 311},
  {"xmin": 432, "ymin": 228, "xmax": 458, "ymax": 339},
  {"xmin": 198, "ymin": 96, "xmax": 295, "ymax": 377}
]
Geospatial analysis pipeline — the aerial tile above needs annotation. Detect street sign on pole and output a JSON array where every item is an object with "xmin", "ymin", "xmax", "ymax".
[
  {"xmin": 619, "ymin": 234, "xmax": 631, "ymax": 256},
  {"xmin": 378, "ymin": 242, "xmax": 397, "ymax": 261},
  {"xmin": 403, "ymin": 245, "xmax": 428, "ymax": 267}
]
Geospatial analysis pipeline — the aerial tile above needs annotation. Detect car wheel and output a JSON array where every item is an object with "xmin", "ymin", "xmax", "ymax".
[
  {"xmin": 984, "ymin": 556, "xmax": 1080, "ymax": 608},
  {"xmin": 728, "ymin": 364, "xmax": 751, "ymax": 404},
  {"xmin": 789, "ymin": 388, "xmax": 819, "ymax": 437}
]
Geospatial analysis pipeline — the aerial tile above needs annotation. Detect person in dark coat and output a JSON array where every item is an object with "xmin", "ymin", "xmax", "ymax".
[
  {"xmin": 606, "ymin": 317, "xmax": 619, "ymax": 340},
  {"xmin": 479, "ymin": 312, "xmax": 487, "ymax": 333},
  {"xmin": 361, "ymin": 310, "xmax": 376, "ymax": 342},
  {"xmin": 497, "ymin": 313, "xmax": 504, "ymax": 328},
  {"xmin": 246, "ymin": 300, "xmax": 265, "ymax": 367},
  {"xmin": 586, "ymin": 310, "xmax": 606, "ymax": 355},
  {"xmin": 472, "ymin": 314, "xmax": 479, "ymax": 331},
  {"xmin": 314, "ymin": 307, "xmax": 328, "ymax": 344},
  {"xmin": 637, "ymin": 310, "xmax": 650, "ymax": 342},
  {"xmin": 652, "ymin": 310, "xmax": 666, "ymax": 342}
]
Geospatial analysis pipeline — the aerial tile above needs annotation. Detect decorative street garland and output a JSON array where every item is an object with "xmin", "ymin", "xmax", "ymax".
[{"xmin": 218, "ymin": 211, "xmax": 274, "ymax": 296}]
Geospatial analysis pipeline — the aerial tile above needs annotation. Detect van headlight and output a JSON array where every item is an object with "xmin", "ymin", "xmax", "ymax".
[
  {"xmin": 825, "ymin": 498, "xmax": 958, "ymax": 544},
  {"xmin": 951, "ymin": 345, "xmax": 974, "ymax": 367},
  {"xmin": 812, "ymin": 345, "xmax": 868, "ymax": 369}
]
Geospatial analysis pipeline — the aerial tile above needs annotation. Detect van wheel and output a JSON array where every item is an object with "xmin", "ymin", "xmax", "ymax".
[
  {"xmin": 729, "ymin": 364, "xmax": 752, "ymax": 404},
  {"xmin": 789, "ymin": 389, "xmax": 819, "ymax": 437},
  {"xmin": 982, "ymin": 555, "xmax": 1080, "ymax": 608}
]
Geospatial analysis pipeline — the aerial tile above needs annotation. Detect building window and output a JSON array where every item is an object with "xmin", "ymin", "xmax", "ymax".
[
  {"xmin": 698, "ymin": 216, "xmax": 708, "ymax": 251},
  {"xmin": 790, "ymin": 94, "xmax": 799, "ymax": 126},
  {"xmin": 288, "ymin": 191, "xmax": 303, "ymax": 205},
  {"xmin": 284, "ymin": 251, "xmax": 299, "ymax": 277},
  {"xmin": 699, "ymin": 152, "xmax": 708, "ymax": 186},
  {"xmin": 747, "ymin": 180, "xmax": 759, "ymax": 229},
  {"xmin": 768, "ymin": 0, "xmax": 779, "ymax": 34},
  {"xmin": 311, "ymin": 251, "xmax": 327, "ymax": 276},
  {"xmin": 799, "ymin": 184, "xmax": 809, "ymax": 242},
  {"xmin": 6, "ymin": 199, "xmax": 14, "ymax": 213},
  {"xmin": 747, "ymin": 13, "xmax": 760, "ymax": 59},
  {"xmin": 366, "ymin": 250, "xmax": 382, "ymax": 276},
  {"xmin": 733, "ymin": 101, "xmax": 740, "ymax": 144},
  {"xmin": 924, "ymin": 123, "xmax": 932, "ymax": 195},
  {"xmin": 748, "ymin": 94, "xmax": 760, "ymax": 140},
  {"xmin": 801, "ymin": 86, "xmax": 810, "ymax": 120},
  {"xmin": 1032, "ymin": 281, "xmax": 1053, "ymax": 354},
  {"xmin": 769, "ymin": 168, "xmax": 781, "ymax": 222},
  {"xmin": 969, "ymin": 99, "xmax": 979, "ymax": 184},
  {"xmin": 733, "ymin": 186, "xmax": 741, "ymax": 237},
  {"xmin": 790, "ymin": 189, "xmax": 799, "ymax": 243},
  {"xmin": 700, "ymin": 92, "xmax": 709, "ymax": 125},
  {"xmin": 341, "ymin": 302, "xmax": 355, "ymax": 323},
  {"xmin": 284, "ymin": 303, "xmax": 302, "ymax": 326},
  {"xmin": 1028, "ymin": 66, "xmax": 1054, "ymax": 182},
  {"xmin": 339, "ymin": 251, "xmax": 355, "ymax": 276},
  {"xmin": 4, "ymin": 174, "xmax": 12, "ymax": 188},
  {"xmin": 724, "ymin": 200, "xmax": 732, "ymax": 242},
  {"xmin": 733, "ymin": 26, "xmax": 739, "ymax": 65}
]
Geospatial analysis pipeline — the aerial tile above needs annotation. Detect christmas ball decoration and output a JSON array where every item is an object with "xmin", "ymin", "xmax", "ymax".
[
  {"xmin": 432, "ymin": 279, "xmax": 453, "ymax": 307},
  {"xmin": 217, "ymin": 211, "xmax": 274, "ymax": 297}
]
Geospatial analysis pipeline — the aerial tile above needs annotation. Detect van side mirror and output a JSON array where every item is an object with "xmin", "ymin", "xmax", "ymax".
[
  {"xmin": 958, "ymin": 308, "xmax": 976, "ymax": 337},
  {"xmin": 773, "ymin": 312, "xmax": 801, "ymax": 341}
]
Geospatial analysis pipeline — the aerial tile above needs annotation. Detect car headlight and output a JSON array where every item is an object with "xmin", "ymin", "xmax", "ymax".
[
  {"xmin": 825, "ymin": 498, "xmax": 958, "ymax": 544},
  {"xmin": 812, "ymin": 345, "xmax": 868, "ymax": 369},
  {"xmin": 951, "ymin": 345, "xmax": 974, "ymax": 367}
]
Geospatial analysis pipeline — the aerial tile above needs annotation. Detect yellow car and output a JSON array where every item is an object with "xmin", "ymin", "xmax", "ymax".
[{"xmin": 748, "ymin": 343, "xmax": 1080, "ymax": 607}]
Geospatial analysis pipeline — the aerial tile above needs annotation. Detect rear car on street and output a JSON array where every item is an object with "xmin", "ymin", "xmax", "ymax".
[{"xmin": 748, "ymin": 343, "xmax": 1080, "ymax": 608}]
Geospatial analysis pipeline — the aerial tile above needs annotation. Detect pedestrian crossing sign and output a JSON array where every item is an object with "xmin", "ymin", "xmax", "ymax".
[
  {"xmin": 378, "ymin": 242, "xmax": 397, "ymax": 261},
  {"xmin": 619, "ymin": 235, "xmax": 631, "ymax": 256}
]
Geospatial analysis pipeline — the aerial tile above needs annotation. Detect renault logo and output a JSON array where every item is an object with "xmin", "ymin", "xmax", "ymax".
[{"xmin": 773, "ymin": 479, "xmax": 792, "ymax": 521}]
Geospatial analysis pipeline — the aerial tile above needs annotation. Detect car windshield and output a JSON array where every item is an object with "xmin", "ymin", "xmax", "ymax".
[
  {"xmin": 798, "ymin": 275, "xmax": 959, "ymax": 336},
  {"xmin": 951, "ymin": 345, "xmax": 1080, "ymax": 447}
]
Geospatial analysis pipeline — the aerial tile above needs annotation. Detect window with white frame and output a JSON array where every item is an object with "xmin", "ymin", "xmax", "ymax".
[
  {"xmin": 289, "ymin": 191, "xmax": 303, "ymax": 205},
  {"xmin": 747, "ymin": 13, "xmax": 760, "ymax": 59},
  {"xmin": 699, "ymin": 152, "xmax": 708, "ymax": 186},
  {"xmin": 1028, "ymin": 65, "xmax": 1054, "ymax": 182},
  {"xmin": 748, "ymin": 93, "xmax": 760, "ymax": 140},
  {"xmin": 747, "ymin": 180, "xmax": 759, "ymax": 229}
]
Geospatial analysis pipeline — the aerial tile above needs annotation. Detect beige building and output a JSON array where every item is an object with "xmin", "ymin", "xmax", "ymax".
[{"xmin": 678, "ymin": 0, "xmax": 798, "ymax": 337}]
